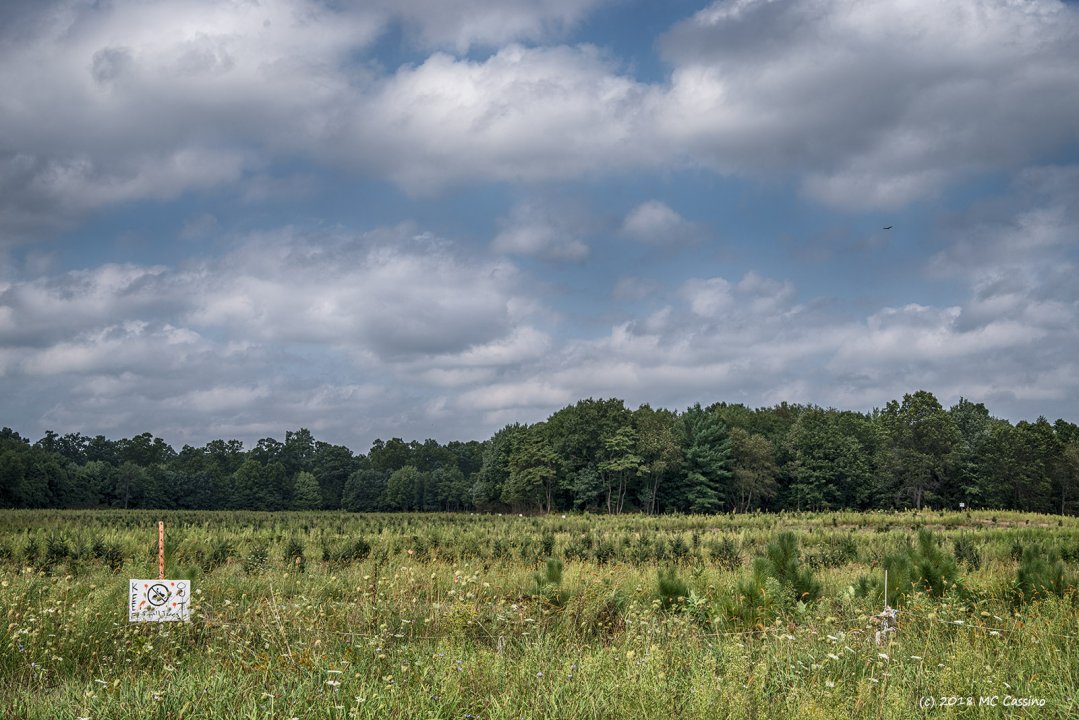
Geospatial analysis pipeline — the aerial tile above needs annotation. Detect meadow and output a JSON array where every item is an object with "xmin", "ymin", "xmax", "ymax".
[{"xmin": 1, "ymin": 509, "xmax": 1076, "ymax": 719}]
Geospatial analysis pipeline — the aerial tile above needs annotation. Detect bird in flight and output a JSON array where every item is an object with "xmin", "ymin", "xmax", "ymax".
[{"xmin": 883, "ymin": 225, "xmax": 893, "ymax": 230}]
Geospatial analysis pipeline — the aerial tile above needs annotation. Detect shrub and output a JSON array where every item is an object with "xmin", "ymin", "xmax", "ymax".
[
  {"xmin": 204, "ymin": 538, "xmax": 232, "ymax": 572},
  {"xmin": 724, "ymin": 558, "xmax": 787, "ymax": 627},
  {"xmin": 333, "ymin": 537, "xmax": 371, "ymax": 564},
  {"xmin": 764, "ymin": 532, "xmax": 821, "ymax": 603},
  {"xmin": 242, "ymin": 543, "xmax": 270, "ymax": 574},
  {"xmin": 1015, "ymin": 545, "xmax": 1070, "ymax": 603},
  {"xmin": 807, "ymin": 534, "xmax": 859, "ymax": 568},
  {"xmin": 706, "ymin": 537, "xmax": 741, "ymax": 570},
  {"xmin": 856, "ymin": 529, "xmax": 958, "ymax": 605},
  {"xmin": 44, "ymin": 534, "xmax": 72, "ymax": 569},
  {"xmin": 670, "ymin": 535, "xmax": 690, "ymax": 563},
  {"xmin": 284, "ymin": 536, "xmax": 305, "ymax": 572},
  {"xmin": 952, "ymin": 534, "xmax": 981, "ymax": 570},
  {"xmin": 656, "ymin": 567, "xmax": 689, "ymax": 610},
  {"xmin": 540, "ymin": 530, "xmax": 555, "ymax": 558},
  {"xmin": 911, "ymin": 529, "xmax": 958, "ymax": 597},
  {"xmin": 532, "ymin": 557, "xmax": 568, "ymax": 606},
  {"xmin": 92, "ymin": 539, "xmax": 125, "ymax": 572}
]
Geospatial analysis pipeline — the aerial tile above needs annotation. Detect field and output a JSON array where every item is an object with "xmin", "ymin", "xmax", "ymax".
[{"xmin": 1, "ymin": 510, "xmax": 1077, "ymax": 719}]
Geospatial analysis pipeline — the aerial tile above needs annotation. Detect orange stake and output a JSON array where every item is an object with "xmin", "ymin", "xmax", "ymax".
[{"xmin": 158, "ymin": 521, "xmax": 165, "ymax": 580}]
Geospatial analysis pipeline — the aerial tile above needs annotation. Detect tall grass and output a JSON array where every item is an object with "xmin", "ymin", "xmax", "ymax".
[{"xmin": 1, "ymin": 509, "xmax": 1076, "ymax": 719}]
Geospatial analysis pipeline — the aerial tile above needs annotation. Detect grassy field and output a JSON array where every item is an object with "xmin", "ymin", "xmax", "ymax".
[{"xmin": 1, "ymin": 509, "xmax": 1076, "ymax": 719}]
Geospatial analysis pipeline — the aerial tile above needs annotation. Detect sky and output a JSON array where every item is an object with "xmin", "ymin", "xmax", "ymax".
[{"xmin": 1, "ymin": 0, "xmax": 1078, "ymax": 451}]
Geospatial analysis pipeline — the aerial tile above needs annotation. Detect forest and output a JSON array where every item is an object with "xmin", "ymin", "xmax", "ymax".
[{"xmin": 2, "ymin": 390, "xmax": 1077, "ymax": 515}]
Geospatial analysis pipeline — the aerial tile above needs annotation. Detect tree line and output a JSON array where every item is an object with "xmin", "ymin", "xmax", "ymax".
[{"xmin": 2, "ymin": 390, "xmax": 1077, "ymax": 514}]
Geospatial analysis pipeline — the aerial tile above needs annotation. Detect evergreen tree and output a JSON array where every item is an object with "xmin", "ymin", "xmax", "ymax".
[
  {"xmin": 341, "ymin": 469, "xmax": 387, "ymax": 512},
  {"xmin": 678, "ymin": 404, "xmax": 733, "ymax": 513},
  {"xmin": 291, "ymin": 471, "xmax": 322, "ymax": 510}
]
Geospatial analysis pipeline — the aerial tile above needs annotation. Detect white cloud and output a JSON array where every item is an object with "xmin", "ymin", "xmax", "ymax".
[
  {"xmin": 355, "ymin": 45, "xmax": 654, "ymax": 193},
  {"xmin": 621, "ymin": 201, "xmax": 703, "ymax": 245},
  {"xmin": 377, "ymin": 0, "xmax": 610, "ymax": 51},
  {"xmin": 491, "ymin": 200, "xmax": 591, "ymax": 261},
  {"xmin": 6, "ymin": 0, "xmax": 1079, "ymax": 238},
  {"xmin": 657, "ymin": 0, "xmax": 1079, "ymax": 208}
]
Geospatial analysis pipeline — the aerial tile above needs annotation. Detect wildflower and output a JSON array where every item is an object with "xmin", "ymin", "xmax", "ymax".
[
  {"xmin": 326, "ymin": 680, "xmax": 340, "ymax": 688},
  {"xmin": 989, "ymin": 630, "xmax": 1001, "ymax": 637},
  {"xmin": 536, "ymin": 671, "xmax": 543, "ymax": 678},
  {"xmin": 878, "ymin": 653, "xmax": 889, "ymax": 660},
  {"xmin": 825, "ymin": 680, "xmax": 835, "ymax": 688}
]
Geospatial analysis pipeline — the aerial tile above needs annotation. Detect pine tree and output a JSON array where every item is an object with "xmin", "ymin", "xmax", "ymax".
[
  {"xmin": 290, "ymin": 471, "xmax": 321, "ymax": 510},
  {"xmin": 679, "ymin": 405, "xmax": 733, "ymax": 513}
]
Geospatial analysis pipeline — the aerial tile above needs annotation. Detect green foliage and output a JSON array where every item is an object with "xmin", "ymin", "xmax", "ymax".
[
  {"xmin": 679, "ymin": 405, "xmax": 733, "ymax": 513},
  {"xmin": 952, "ymin": 534, "xmax": 981, "ymax": 569},
  {"xmin": 856, "ymin": 529, "xmax": 959, "ymax": 605},
  {"xmin": 911, "ymin": 529, "xmax": 959, "ymax": 596},
  {"xmin": 331, "ymin": 536, "xmax": 371, "ymax": 564},
  {"xmin": 90, "ymin": 538, "xmax": 125, "ymax": 572},
  {"xmin": 806, "ymin": 533, "xmax": 859, "ymax": 568},
  {"xmin": 2, "ymin": 394, "xmax": 1077, "ymax": 517},
  {"xmin": 289, "ymin": 471, "xmax": 321, "ymax": 511},
  {"xmin": 532, "ymin": 557, "xmax": 568, "ymax": 606},
  {"xmin": 242, "ymin": 542, "xmax": 270, "ymax": 574},
  {"xmin": 203, "ymin": 538, "xmax": 232, "ymax": 573},
  {"xmin": 706, "ymin": 536, "xmax": 741, "ymax": 569},
  {"xmin": 656, "ymin": 567, "xmax": 689, "ymax": 610},
  {"xmin": 725, "ymin": 558, "xmax": 788, "ymax": 627},
  {"xmin": 880, "ymin": 391, "xmax": 960, "ymax": 509},
  {"xmin": 1, "ymin": 508, "xmax": 1078, "ymax": 720},
  {"xmin": 341, "ymin": 469, "xmax": 387, "ymax": 512},
  {"xmin": 283, "ymin": 536, "xmax": 306, "ymax": 571},
  {"xmin": 1014, "ymin": 544, "xmax": 1070, "ymax": 603},
  {"xmin": 763, "ymin": 532, "xmax": 821, "ymax": 603}
]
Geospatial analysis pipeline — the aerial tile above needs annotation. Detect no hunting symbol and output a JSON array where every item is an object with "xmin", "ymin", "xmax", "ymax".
[
  {"xmin": 129, "ymin": 579, "xmax": 190, "ymax": 622},
  {"xmin": 129, "ymin": 520, "xmax": 192, "ymax": 622}
]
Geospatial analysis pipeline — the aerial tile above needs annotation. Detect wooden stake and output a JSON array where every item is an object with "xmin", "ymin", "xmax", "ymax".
[{"xmin": 158, "ymin": 521, "xmax": 165, "ymax": 580}]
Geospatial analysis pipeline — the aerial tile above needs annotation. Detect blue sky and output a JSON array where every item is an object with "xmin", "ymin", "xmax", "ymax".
[{"xmin": 1, "ymin": 0, "xmax": 1077, "ymax": 449}]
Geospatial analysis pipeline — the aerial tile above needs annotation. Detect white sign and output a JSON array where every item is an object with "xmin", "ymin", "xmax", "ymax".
[{"xmin": 129, "ymin": 579, "xmax": 191, "ymax": 622}]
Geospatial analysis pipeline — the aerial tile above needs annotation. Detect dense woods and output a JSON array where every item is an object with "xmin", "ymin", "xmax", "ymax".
[{"xmin": 2, "ymin": 390, "xmax": 1077, "ymax": 514}]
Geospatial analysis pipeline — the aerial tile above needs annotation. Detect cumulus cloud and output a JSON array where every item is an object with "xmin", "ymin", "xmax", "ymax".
[
  {"xmin": 378, "ymin": 0, "xmax": 610, "ymax": 51},
  {"xmin": 5, "ymin": 0, "xmax": 1079, "ymax": 240},
  {"xmin": 4, "ymin": 185, "xmax": 1079, "ymax": 445},
  {"xmin": 657, "ymin": 0, "xmax": 1079, "ymax": 208},
  {"xmin": 491, "ymin": 199, "xmax": 592, "ymax": 261},
  {"xmin": 621, "ymin": 201, "xmax": 703, "ymax": 245},
  {"xmin": 0, "ymin": 0, "xmax": 377, "ymax": 237},
  {"xmin": 0, "ymin": 223, "xmax": 551, "ymax": 445},
  {"xmin": 354, "ymin": 45, "xmax": 653, "ymax": 193}
]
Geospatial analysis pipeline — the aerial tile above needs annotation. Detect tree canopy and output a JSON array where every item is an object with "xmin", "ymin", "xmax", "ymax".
[{"xmin": 2, "ymin": 391, "xmax": 1076, "ymax": 515}]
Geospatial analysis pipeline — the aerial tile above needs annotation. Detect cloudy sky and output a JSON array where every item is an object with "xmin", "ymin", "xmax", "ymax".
[{"xmin": 2, "ymin": 0, "xmax": 1078, "ymax": 450}]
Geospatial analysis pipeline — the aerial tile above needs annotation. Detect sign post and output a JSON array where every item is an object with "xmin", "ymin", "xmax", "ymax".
[{"xmin": 130, "ymin": 520, "xmax": 191, "ymax": 622}]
